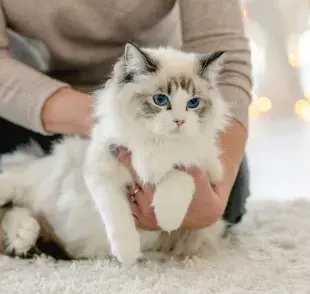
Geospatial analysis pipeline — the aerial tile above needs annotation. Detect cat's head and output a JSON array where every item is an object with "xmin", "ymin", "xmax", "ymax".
[{"xmin": 100, "ymin": 43, "xmax": 230, "ymax": 139}]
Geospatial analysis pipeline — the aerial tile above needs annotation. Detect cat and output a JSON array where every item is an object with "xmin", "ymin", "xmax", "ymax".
[{"xmin": 0, "ymin": 43, "xmax": 230, "ymax": 265}]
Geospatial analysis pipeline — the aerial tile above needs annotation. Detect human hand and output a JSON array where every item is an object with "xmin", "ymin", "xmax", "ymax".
[
  {"xmin": 115, "ymin": 146, "xmax": 226, "ymax": 231},
  {"xmin": 41, "ymin": 87, "xmax": 94, "ymax": 136},
  {"xmin": 179, "ymin": 166, "xmax": 225, "ymax": 229},
  {"xmin": 114, "ymin": 147, "xmax": 158, "ymax": 230}
]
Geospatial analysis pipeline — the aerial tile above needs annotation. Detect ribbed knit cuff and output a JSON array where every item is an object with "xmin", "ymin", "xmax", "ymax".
[{"xmin": 0, "ymin": 57, "xmax": 69, "ymax": 135}]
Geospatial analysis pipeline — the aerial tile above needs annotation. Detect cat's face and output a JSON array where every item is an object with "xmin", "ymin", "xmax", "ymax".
[{"xmin": 113, "ymin": 43, "xmax": 228, "ymax": 138}]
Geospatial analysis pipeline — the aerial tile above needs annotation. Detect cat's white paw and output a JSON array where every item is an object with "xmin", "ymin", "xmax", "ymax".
[
  {"xmin": 153, "ymin": 171, "xmax": 195, "ymax": 232},
  {"xmin": 110, "ymin": 231, "xmax": 142, "ymax": 265},
  {"xmin": 2, "ymin": 207, "xmax": 40, "ymax": 255},
  {"xmin": 112, "ymin": 244, "xmax": 143, "ymax": 266}
]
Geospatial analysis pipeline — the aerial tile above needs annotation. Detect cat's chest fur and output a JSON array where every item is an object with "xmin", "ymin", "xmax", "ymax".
[{"xmin": 128, "ymin": 136, "xmax": 208, "ymax": 185}]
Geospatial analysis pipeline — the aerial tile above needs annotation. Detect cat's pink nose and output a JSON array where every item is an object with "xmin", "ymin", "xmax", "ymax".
[{"xmin": 174, "ymin": 119, "xmax": 185, "ymax": 127}]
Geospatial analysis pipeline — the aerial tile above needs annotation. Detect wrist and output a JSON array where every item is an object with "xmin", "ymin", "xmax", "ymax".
[
  {"xmin": 214, "ymin": 119, "xmax": 247, "ymax": 202},
  {"xmin": 181, "ymin": 209, "xmax": 223, "ymax": 230}
]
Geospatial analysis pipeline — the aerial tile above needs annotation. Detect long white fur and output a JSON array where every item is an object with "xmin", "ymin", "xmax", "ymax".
[{"xmin": 0, "ymin": 45, "xmax": 230, "ymax": 264}]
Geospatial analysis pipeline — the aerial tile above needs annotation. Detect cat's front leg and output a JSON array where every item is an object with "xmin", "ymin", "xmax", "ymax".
[
  {"xmin": 84, "ymin": 142, "xmax": 142, "ymax": 265},
  {"xmin": 153, "ymin": 170, "xmax": 195, "ymax": 232}
]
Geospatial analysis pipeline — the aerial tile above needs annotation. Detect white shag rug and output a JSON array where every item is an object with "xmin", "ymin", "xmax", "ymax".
[{"xmin": 1, "ymin": 199, "xmax": 309, "ymax": 294}]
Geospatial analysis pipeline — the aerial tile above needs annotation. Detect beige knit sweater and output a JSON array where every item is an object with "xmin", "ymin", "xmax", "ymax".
[{"xmin": 0, "ymin": 0, "xmax": 252, "ymax": 134}]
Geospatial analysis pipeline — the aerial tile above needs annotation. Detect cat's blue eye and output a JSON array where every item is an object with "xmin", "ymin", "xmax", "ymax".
[
  {"xmin": 153, "ymin": 94, "xmax": 169, "ymax": 106},
  {"xmin": 187, "ymin": 98, "xmax": 200, "ymax": 109}
]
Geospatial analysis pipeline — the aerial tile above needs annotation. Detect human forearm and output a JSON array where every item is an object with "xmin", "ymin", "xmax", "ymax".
[
  {"xmin": 41, "ymin": 87, "xmax": 94, "ymax": 136},
  {"xmin": 180, "ymin": 118, "xmax": 248, "ymax": 230},
  {"xmin": 0, "ymin": 56, "xmax": 93, "ymax": 136},
  {"xmin": 215, "ymin": 119, "xmax": 247, "ymax": 204},
  {"xmin": 1, "ymin": 5, "xmax": 73, "ymax": 135},
  {"xmin": 0, "ymin": 56, "xmax": 69, "ymax": 134}
]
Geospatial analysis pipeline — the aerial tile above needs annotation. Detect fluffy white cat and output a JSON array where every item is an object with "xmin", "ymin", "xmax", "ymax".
[{"xmin": 0, "ymin": 43, "xmax": 230, "ymax": 265}]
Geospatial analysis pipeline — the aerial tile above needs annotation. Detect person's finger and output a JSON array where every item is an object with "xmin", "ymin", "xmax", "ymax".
[
  {"xmin": 177, "ymin": 164, "xmax": 208, "ymax": 184},
  {"xmin": 110, "ymin": 144, "xmax": 147, "ymax": 187},
  {"xmin": 126, "ymin": 183, "xmax": 137, "ymax": 195},
  {"xmin": 134, "ymin": 188, "xmax": 153, "ymax": 216},
  {"xmin": 116, "ymin": 146, "xmax": 132, "ymax": 168}
]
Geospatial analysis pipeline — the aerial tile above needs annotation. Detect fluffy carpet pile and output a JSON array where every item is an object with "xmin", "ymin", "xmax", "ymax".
[{"xmin": 1, "ymin": 199, "xmax": 309, "ymax": 294}]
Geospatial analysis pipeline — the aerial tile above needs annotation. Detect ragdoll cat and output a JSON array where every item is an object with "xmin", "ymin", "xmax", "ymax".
[{"xmin": 0, "ymin": 43, "xmax": 230, "ymax": 265}]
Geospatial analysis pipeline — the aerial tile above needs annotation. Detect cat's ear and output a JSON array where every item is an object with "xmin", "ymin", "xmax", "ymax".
[
  {"xmin": 124, "ymin": 43, "xmax": 158, "ymax": 74},
  {"xmin": 198, "ymin": 51, "xmax": 225, "ymax": 83}
]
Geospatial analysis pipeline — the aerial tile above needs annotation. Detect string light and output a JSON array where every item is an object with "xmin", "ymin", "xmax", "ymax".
[
  {"xmin": 294, "ymin": 99, "xmax": 310, "ymax": 121},
  {"xmin": 249, "ymin": 93, "xmax": 272, "ymax": 119},
  {"xmin": 249, "ymin": 104, "xmax": 261, "ymax": 119},
  {"xmin": 256, "ymin": 96, "xmax": 272, "ymax": 112},
  {"xmin": 243, "ymin": 9, "xmax": 248, "ymax": 19},
  {"xmin": 288, "ymin": 52, "xmax": 300, "ymax": 67},
  {"xmin": 244, "ymin": 6, "xmax": 310, "ymax": 123}
]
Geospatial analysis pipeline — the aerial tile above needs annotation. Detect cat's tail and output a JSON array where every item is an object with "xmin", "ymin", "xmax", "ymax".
[
  {"xmin": 0, "ymin": 141, "xmax": 40, "ymax": 207},
  {"xmin": 0, "ymin": 140, "xmax": 44, "ymax": 173},
  {"xmin": 0, "ymin": 173, "xmax": 26, "ymax": 208}
]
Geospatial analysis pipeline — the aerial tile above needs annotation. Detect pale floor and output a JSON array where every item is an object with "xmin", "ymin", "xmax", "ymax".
[{"xmin": 246, "ymin": 114, "xmax": 310, "ymax": 201}]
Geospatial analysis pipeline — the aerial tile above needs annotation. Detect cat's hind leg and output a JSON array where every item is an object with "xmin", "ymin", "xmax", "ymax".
[
  {"xmin": 0, "ymin": 174, "xmax": 25, "ymax": 207},
  {"xmin": 2, "ymin": 207, "xmax": 40, "ymax": 256}
]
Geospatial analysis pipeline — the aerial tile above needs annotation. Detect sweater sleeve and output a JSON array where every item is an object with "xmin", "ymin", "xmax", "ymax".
[
  {"xmin": 179, "ymin": 0, "xmax": 252, "ymax": 130},
  {"xmin": 0, "ymin": 6, "xmax": 68, "ymax": 134}
]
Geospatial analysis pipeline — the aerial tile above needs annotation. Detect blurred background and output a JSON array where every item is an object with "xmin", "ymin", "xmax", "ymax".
[{"xmin": 241, "ymin": 0, "xmax": 310, "ymax": 201}]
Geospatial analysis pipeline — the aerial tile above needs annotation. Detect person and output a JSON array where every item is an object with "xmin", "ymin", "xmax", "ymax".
[{"xmin": 0, "ymin": 1, "xmax": 251, "ymax": 243}]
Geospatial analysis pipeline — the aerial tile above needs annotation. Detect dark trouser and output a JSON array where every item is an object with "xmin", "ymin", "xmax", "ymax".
[
  {"xmin": 0, "ymin": 29, "xmax": 250, "ymax": 226},
  {"xmin": 223, "ymin": 156, "xmax": 250, "ymax": 224},
  {"xmin": 0, "ymin": 118, "xmax": 60, "ymax": 155}
]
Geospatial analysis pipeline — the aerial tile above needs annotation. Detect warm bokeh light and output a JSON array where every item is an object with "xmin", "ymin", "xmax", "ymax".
[
  {"xmin": 295, "ymin": 99, "xmax": 310, "ymax": 121},
  {"xmin": 300, "ymin": 104, "xmax": 310, "ymax": 121},
  {"xmin": 288, "ymin": 52, "xmax": 300, "ymax": 67},
  {"xmin": 295, "ymin": 99, "xmax": 309, "ymax": 113},
  {"xmin": 249, "ymin": 94, "xmax": 272, "ymax": 119},
  {"xmin": 243, "ymin": 9, "xmax": 248, "ymax": 19},
  {"xmin": 249, "ymin": 104, "xmax": 261, "ymax": 119},
  {"xmin": 256, "ymin": 96, "xmax": 272, "ymax": 112}
]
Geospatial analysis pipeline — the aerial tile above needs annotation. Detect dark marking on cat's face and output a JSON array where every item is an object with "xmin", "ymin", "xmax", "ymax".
[
  {"xmin": 134, "ymin": 74, "xmax": 213, "ymax": 121},
  {"xmin": 198, "ymin": 51, "xmax": 225, "ymax": 78},
  {"xmin": 194, "ymin": 100, "xmax": 212, "ymax": 119},
  {"xmin": 163, "ymin": 76, "xmax": 196, "ymax": 96},
  {"xmin": 119, "ymin": 43, "xmax": 159, "ymax": 85},
  {"xmin": 140, "ymin": 50, "xmax": 159, "ymax": 74},
  {"xmin": 141, "ymin": 100, "xmax": 162, "ymax": 117},
  {"xmin": 122, "ymin": 71, "xmax": 135, "ymax": 84},
  {"xmin": 135, "ymin": 92, "xmax": 172, "ymax": 119}
]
